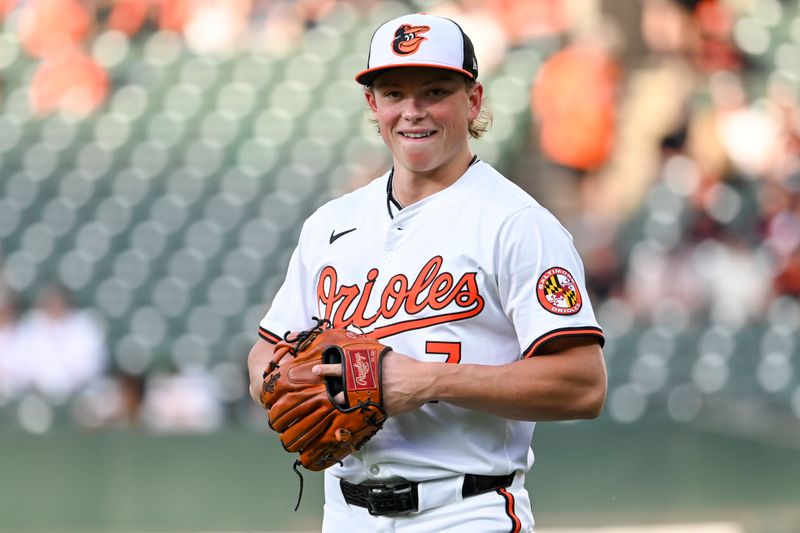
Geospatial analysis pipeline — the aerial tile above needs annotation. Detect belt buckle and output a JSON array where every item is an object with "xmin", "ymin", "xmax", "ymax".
[{"xmin": 366, "ymin": 482, "xmax": 418, "ymax": 516}]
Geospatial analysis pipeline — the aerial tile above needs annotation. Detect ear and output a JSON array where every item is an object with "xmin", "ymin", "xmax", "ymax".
[
  {"xmin": 364, "ymin": 88, "xmax": 379, "ymax": 114},
  {"xmin": 466, "ymin": 82, "xmax": 483, "ymax": 122}
]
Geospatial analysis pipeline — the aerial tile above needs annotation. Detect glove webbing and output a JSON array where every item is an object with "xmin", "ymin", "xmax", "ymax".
[
  {"xmin": 283, "ymin": 316, "xmax": 331, "ymax": 354},
  {"xmin": 262, "ymin": 316, "xmax": 331, "ymax": 378}
]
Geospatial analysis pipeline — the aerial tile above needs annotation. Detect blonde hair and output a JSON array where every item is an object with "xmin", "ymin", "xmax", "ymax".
[{"xmin": 465, "ymin": 79, "xmax": 492, "ymax": 139}]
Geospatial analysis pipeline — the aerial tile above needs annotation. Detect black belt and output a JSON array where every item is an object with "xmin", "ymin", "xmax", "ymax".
[{"xmin": 340, "ymin": 473, "xmax": 515, "ymax": 516}]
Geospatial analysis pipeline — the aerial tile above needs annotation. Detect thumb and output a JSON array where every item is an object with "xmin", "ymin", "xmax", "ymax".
[{"xmin": 333, "ymin": 391, "xmax": 346, "ymax": 405}]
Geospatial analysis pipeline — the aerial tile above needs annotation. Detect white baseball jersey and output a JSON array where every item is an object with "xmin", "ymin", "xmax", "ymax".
[{"xmin": 259, "ymin": 160, "xmax": 604, "ymax": 483}]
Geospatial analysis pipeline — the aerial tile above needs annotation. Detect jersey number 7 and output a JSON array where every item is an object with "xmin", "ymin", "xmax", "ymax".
[{"xmin": 425, "ymin": 341, "xmax": 461, "ymax": 364}]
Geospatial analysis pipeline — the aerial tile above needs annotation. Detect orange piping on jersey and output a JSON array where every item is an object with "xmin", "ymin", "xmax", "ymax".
[
  {"xmin": 258, "ymin": 327, "xmax": 282, "ymax": 344},
  {"xmin": 316, "ymin": 256, "xmax": 485, "ymax": 335},
  {"xmin": 497, "ymin": 487, "xmax": 522, "ymax": 533},
  {"xmin": 523, "ymin": 326, "xmax": 604, "ymax": 358}
]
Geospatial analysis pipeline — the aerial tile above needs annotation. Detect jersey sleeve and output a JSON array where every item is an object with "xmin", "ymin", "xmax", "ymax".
[
  {"xmin": 258, "ymin": 219, "xmax": 317, "ymax": 344},
  {"xmin": 496, "ymin": 206, "xmax": 604, "ymax": 358}
]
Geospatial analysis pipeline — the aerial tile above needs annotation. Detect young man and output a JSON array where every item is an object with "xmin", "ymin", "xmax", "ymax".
[{"xmin": 248, "ymin": 13, "xmax": 607, "ymax": 532}]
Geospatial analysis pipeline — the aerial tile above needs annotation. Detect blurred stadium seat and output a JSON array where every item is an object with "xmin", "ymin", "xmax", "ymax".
[
  {"xmin": 2, "ymin": 3, "xmax": 800, "ymax": 533},
  {"xmin": 0, "ymin": 0, "xmax": 799, "ymax": 439}
]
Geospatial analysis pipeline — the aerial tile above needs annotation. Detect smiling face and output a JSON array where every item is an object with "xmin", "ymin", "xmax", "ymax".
[{"xmin": 364, "ymin": 67, "xmax": 483, "ymax": 183}]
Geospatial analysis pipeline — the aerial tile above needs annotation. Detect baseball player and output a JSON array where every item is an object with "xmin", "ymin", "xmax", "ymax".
[{"xmin": 248, "ymin": 13, "xmax": 607, "ymax": 532}]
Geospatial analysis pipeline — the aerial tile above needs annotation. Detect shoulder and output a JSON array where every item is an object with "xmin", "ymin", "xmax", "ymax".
[
  {"xmin": 465, "ymin": 163, "xmax": 574, "ymax": 242},
  {"xmin": 466, "ymin": 161, "xmax": 561, "ymax": 227},
  {"xmin": 466, "ymin": 162, "xmax": 541, "ymax": 211}
]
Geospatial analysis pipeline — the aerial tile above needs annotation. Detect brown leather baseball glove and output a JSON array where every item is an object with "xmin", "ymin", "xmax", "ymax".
[{"xmin": 260, "ymin": 317, "xmax": 391, "ymax": 472}]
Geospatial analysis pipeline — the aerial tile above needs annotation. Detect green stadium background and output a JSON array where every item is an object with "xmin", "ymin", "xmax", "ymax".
[{"xmin": 1, "ymin": 0, "xmax": 799, "ymax": 531}]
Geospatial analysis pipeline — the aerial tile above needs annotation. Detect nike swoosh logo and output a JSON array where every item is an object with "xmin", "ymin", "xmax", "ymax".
[{"xmin": 329, "ymin": 227, "xmax": 357, "ymax": 244}]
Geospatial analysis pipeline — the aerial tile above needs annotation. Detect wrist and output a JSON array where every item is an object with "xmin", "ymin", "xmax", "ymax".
[{"xmin": 424, "ymin": 361, "xmax": 454, "ymax": 402}]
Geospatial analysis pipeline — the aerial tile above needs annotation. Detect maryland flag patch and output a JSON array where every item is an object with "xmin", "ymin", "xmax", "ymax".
[{"xmin": 536, "ymin": 267, "xmax": 582, "ymax": 315}]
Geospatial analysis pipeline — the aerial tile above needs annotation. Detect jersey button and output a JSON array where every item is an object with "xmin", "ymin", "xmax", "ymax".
[
  {"xmin": 369, "ymin": 464, "xmax": 380, "ymax": 475},
  {"xmin": 386, "ymin": 252, "xmax": 396, "ymax": 261}
]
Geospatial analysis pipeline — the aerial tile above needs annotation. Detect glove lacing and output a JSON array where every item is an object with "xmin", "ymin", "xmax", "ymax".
[
  {"xmin": 283, "ymin": 316, "xmax": 331, "ymax": 354},
  {"xmin": 272, "ymin": 317, "xmax": 385, "ymax": 512}
]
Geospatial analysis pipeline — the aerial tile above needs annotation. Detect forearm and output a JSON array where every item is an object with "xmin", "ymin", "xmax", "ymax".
[
  {"xmin": 425, "ymin": 343, "xmax": 607, "ymax": 421},
  {"xmin": 247, "ymin": 340, "xmax": 276, "ymax": 402}
]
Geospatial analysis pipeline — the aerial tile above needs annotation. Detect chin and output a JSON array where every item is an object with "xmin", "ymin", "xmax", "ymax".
[
  {"xmin": 397, "ymin": 151, "xmax": 439, "ymax": 171},
  {"xmin": 399, "ymin": 159, "xmax": 439, "ymax": 174}
]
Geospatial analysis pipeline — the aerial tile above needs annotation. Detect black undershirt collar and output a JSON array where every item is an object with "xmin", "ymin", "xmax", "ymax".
[{"xmin": 386, "ymin": 155, "xmax": 479, "ymax": 219}]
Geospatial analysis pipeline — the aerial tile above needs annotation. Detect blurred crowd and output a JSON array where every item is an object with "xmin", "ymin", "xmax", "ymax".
[
  {"xmin": 2, "ymin": 0, "xmax": 800, "ymax": 432},
  {"xmin": 528, "ymin": 0, "xmax": 800, "ymax": 331},
  {"xmin": 0, "ymin": 282, "xmax": 233, "ymax": 432},
  {"xmin": 0, "ymin": 0, "xmax": 573, "ymax": 115}
]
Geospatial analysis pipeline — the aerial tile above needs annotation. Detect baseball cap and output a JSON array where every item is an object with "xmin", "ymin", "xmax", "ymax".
[{"xmin": 355, "ymin": 13, "xmax": 479, "ymax": 86}]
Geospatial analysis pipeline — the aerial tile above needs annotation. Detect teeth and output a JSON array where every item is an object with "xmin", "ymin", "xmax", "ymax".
[{"xmin": 402, "ymin": 132, "xmax": 433, "ymax": 138}]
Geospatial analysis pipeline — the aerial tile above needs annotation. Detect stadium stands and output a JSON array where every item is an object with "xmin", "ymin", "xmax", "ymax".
[{"xmin": 1, "ymin": 0, "xmax": 799, "ymax": 435}]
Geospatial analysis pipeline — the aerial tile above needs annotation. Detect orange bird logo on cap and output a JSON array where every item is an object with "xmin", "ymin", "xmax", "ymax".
[{"xmin": 392, "ymin": 24, "xmax": 430, "ymax": 55}]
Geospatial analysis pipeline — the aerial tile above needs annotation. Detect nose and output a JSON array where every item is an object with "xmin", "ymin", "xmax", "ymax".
[{"xmin": 400, "ymin": 96, "xmax": 426, "ymax": 122}]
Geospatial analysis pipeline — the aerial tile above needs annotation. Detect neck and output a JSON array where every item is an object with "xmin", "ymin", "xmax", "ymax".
[{"xmin": 392, "ymin": 151, "xmax": 475, "ymax": 207}]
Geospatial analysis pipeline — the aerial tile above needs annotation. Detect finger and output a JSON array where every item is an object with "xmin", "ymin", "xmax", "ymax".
[
  {"xmin": 312, "ymin": 363, "xmax": 342, "ymax": 377},
  {"xmin": 333, "ymin": 391, "xmax": 346, "ymax": 405}
]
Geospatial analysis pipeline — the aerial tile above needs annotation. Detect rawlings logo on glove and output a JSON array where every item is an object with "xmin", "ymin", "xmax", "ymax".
[{"xmin": 260, "ymin": 317, "xmax": 391, "ymax": 501}]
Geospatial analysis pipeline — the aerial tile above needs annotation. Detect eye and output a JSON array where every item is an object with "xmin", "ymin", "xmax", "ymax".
[{"xmin": 404, "ymin": 33, "xmax": 414, "ymax": 41}]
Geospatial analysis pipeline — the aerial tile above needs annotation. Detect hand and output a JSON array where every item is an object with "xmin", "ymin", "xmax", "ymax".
[{"xmin": 312, "ymin": 351, "xmax": 435, "ymax": 416}]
